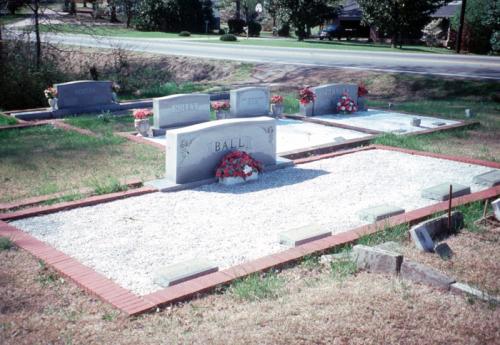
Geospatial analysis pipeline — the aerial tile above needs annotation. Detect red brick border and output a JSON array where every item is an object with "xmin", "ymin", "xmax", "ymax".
[{"xmin": 2, "ymin": 147, "xmax": 499, "ymax": 316}]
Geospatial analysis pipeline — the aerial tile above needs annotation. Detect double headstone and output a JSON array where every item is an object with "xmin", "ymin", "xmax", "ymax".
[
  {"xmin": 311, "ymin": 83, "xmax": 358, "ymax": 116},
  {"xmin": 152, "ymin": 94, "xmax": 211, "ymax": 135},
  {"xmin": 165, "ymin": 117, "xmax": 276, "ymax": 184},
  {"xmin": 230, "ymin": 87, "xmax": 270, "ymax": 118},
  {"xmin": 55, "ymin": 80, "xmax": 114, "ymax": 110}
]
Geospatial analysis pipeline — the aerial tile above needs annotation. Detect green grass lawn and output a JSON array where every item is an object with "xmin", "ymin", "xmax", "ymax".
[
  {"xmin": 200, "ymin": 37, "xmax": 452, "ymax": 54},
  {"xmin": 0, "ymin": 125, "xmax": 163, "ymax": 203},
  {"xmin": 38, "ymin": 24, "xmax": 215, "ymax": 39},
  {"xmin": 0, "ymin": 113, "xmax": 18, "ymax": 126},
  {"xmin": 0, "ymin": 14, "xmax": 30, "ymax": 25}
]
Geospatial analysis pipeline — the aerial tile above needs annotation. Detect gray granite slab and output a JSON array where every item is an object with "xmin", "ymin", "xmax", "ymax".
[
  {"xmin": 421, "ymin": 182, "xmax": 471, "ymax": 201},
  {"xmin": 230, "ymin": 87, "xmax": 270, "ymax": 118},
  {"xmin": 279, "ymin": 224, "xmax": 331, "ymax": 247},
  {"xmin": 55, "ymin": 80, "xmax": 114, "ymax": 109},
  {"xmin": 154, "ymin": 259, "xmax": 218, "ymax": 287},
  {"xmin": 357, "ymin": 204, "xmax": 405, "ymax": 222},
  {"xmin": 473, "ymin": 170, "xmax": 500, "ymax": 187}
]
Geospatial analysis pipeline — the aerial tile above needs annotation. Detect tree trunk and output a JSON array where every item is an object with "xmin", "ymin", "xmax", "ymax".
[
  {"xmin": 391, "ymin": 34, "xmax": 397, "ymax": 48},
  {"xmin": 110, "ymin": 1, "xmax": 118, "ymax": 23},
  {"xmin": 34, "ymin": 0, "xmax": 42, "ymax": 69},
  {"xmin": 70, "ymin": 0, "xmax": 76, "ymax": 15},
  {"xmin": 236, "ymin": 0, "xmax": 241, "ymax": 20}
]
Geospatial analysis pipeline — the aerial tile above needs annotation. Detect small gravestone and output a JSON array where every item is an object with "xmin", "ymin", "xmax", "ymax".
[
  {"xmin": 434, "ymin": 242, "xmax": 453, "ymax": 260},
  {"xmin": 473, "ymin": 170, "xmax": 500, "ymax": 187},
  {"xmin": 421, "ymin": 182, "xmax": 471, "ymax": 201},
  {"xmin": 165, "ymin": 117, "xmax": 276, "ymax": 184},
  {"xmin": 432, "ymin": 121, "xmax": 446, "ymax": 126},
  {"xmin": 352, "ymin": 245, "xmax": 403, "ymax": 274},
  {"xmin": 410, "ymin": 211, "xmax": 463, "ymax": 252},
  {"xmin": 279, "ymin": 224, "xmax": 331, "ymax": 247},
  {"xmin": 400, "ymin": 260, "xmax": 455, "ymax": 290},
  {"xmin": 55, "ymin": 80, "xmax": 114, "ymax": 109},
  {"xmin": 154, "ymin": 259, "xmax": 218, "ymax": 287},
  {"xmin": 152, "ymin": 94, "xmax": 210, "ymax": 134},
  {"xmin": 492, "ymin": 198, "xmax": 500, "ymax": 222},
  {"xmin": 357, "ymin": 204, "xmax": 405, "ymax": 222},
  {"xmin": 410, "ymin": 226, "xmax": 435, "ymax": 252},
  {"xmin": 312, "ymin": 83, "xmax": 358, "ymax": 115},
  {"xmin": 230, "ymin": 87, "xmax": 270, "ymax": 118}
]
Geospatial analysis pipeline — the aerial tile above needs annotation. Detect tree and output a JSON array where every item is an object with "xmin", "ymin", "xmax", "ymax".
[
  {"xmin": 451, "ymin": 0, "xmax": 499, "ymax": 54},
  {"xmin": 358, "ymin": 0, "xmax": 450, "ymax": 48},
  {"xmin": 120, "ymin": 0, "xmax": 137, "ymax": 28},
  {"xmin": 275, "ymin": 0, "xmax": 341, "ymax": 41}
]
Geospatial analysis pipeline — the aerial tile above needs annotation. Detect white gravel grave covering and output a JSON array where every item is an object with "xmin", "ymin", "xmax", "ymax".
[
  {"xmin": 316, "ymin": 109, "xmax": 460, "ymax": 134},
  {"xmin": 12, "ymin": 150, "xmax": 496, "ymax": 295},
  {"xmin": 143, "ymin": 118, "xmax": 369, "ymax": 154}
]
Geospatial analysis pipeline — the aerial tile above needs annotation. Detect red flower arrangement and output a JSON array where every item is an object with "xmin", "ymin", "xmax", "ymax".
[
  {"xmin": 215, "ymin": 151, "xmax": 262, "ymax": 180},
  {"xmin": 211, "ymin": 101, "xmax": 230, "ymax": 111},
  {"xmin": 358, "ymin": 82, "xmax": 368, "ymax": 97},
  {"xmin": 336, "ymin": 92, "xmax": 358, "ymax": 114},
  {"xmin": 299, "ymin": 87, "xmax": 316, "ymax": 105},
  {"xmin": 133, "ymin": 108, "xmax": 153, "ymax": 120},
  {"xmin": 44, "ymin": 87, "xmax": 57, "ymax": 99},
  {"xmin": 270, "ymin": 95, "xmax": 284, "ymax": 104}
]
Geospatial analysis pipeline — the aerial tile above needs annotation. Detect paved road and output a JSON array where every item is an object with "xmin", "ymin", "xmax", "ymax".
[{"xmin": 26, "ymin": 33, "xmax": 500, "ymax": 80}]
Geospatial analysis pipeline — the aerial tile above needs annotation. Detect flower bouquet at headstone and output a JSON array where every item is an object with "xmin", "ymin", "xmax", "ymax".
[
  {"xmin": 357, "ymin": 82, "xmax": 368, "ymax": 111},
  {"xmin": 211, "ymin": 101, "xmax": 230, "ymax": 120},
  {"xmin": 270, "ymin": 95, "xmax": 284, "ymax": 117},
  {"xmin": 44, "ymin": 86, "xmax": 58, "ymax": 111},
  {"xmin": 133, "ymin": 108, "xmax": 153, "ymax": 137},
  {"xmin": 336, "ymin": 92, "xmax": 358, "ymax": 114},
  {"xmin": 215, "ymin": 151, "xmax": 263, "ymax": 185},
  {"xmin": 298, "ymin": 86, "xmax": 316, "ymax": 116}
]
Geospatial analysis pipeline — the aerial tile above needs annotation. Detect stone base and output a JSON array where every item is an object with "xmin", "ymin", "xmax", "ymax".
[
  {"xmin": 473, "ymin": 170, "xmax": 500, "ymax": 187},
  {"xmin": 279, "ymin": 224, "xmax": 331, "ymax": 247},
  {"xmin": 352, "ymin": 245, "xmax": 403, "ymax": 274},
  {"xmin": 400, "ymin": 260, "xmax": 455, "ymax": 290},
  {"xmin": 154, "ymin": 259, "xmax": 218, "ymax": 287},
  {"xmin": 421, "ymin": 182, "xmax": 471, "ymax": 201},
  {"xmin": 357, "ymin": 204, "xmax": 405, "ymax": 222}
]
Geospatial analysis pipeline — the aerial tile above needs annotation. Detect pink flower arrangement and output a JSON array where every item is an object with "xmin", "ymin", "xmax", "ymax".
[
  {"xmin": 299, "ymin": 87, "xmax": 316, "ymax": 105},
  {"xmin": 358, "ymin": 82, "xmax": 368, "ymax": 97},
  {"xmin": 44, "ymin": 87, "xmax": 57, "ymax": 99},
  {"xmin": 133, "ymin": 108, "xmax": 153, "ymax": 120},
  {"xmin": 211, "ymin": 101, "xmax": 230, "ymax": 111},
  {"xmin": 215, "ymin": 151, "xmax": 262, "ymax": 180},
  {"xmin": 336, "ymin": 92, "xmax": 358, "ymax": 114},
  {"xmin": 271, "ymin": 95, "xmax": 284, "ymax": 104}
]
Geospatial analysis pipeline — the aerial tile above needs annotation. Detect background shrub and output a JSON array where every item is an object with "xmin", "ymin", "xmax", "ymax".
[
  {"xmin": 228, "ymin": 18, "xmax": 246, "ymax": 35},
  {"xmin": 248, "ymin": 20, "xmax": 262, "ymax": 37},
  {"xmin": 220, "ymin": 34, "xmax": 238, "ymax": 42},
  {"xmin": 278, "ymin": 23, "xmax": 290, "ymax": 37},
  {"xmin": 179, "ymin": 31, "xmax": 191, "ymax": 37}
]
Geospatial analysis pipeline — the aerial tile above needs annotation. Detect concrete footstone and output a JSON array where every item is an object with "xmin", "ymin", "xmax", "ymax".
[
  {"xmin": 450, "ymin": 282, "xmax": 500, "ymax": 303},
  {"xmin": 421, "ymin": 183, "xmax": 471, "ymax": 201},
  {"xmin": 492, "ymin": 198, "xmax": 500, "ymax": 222},
  {"xmin": 154, "ymin": 259, "xmax": 218, "ymax": 287},
  {"xmin": 279, "ymin": 224, "xmax": 331, "ymax": 247},
  {"xmin": 472, "ymin": 170, "xmax": 500, "ymax": 187},
  {"xmin": 410, "ymin": 211, "xmax": 464, "ymax": 251},
  {"xmin": 357, "ymin": 204, "xmax": 405, "ymax": 222},
  {"xmin": 410, "ymin": 226, "xmax": 435, "ymax": 252},
  {"xmin": 352, "ymin": 245, "xmax": 403, "ymax": 274},
  {"xmin": 434, "ymin": 242, "xmax": 453, "ymax": 260},
  {"xmin": 400, "ymin": 260, "xmax": 455, "ymax": 290}
]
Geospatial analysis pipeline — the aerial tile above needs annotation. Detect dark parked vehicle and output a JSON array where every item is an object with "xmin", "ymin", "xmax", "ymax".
[{"xmin": 319, "ymin": 24, "xmax": 344, "ymax": 40}]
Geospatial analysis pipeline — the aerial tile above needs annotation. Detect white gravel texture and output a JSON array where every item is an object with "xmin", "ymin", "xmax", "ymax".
[
  {"xmin": 144, "ymin": 118, "xmax": 369, "ymax": 154},
  {"xmin": 317, "ymin": 109, "xmax": 460, "ymax": 134},
  {"xmin": 12, "ymin": 150, "xmax": 496, "ymax": 295}
]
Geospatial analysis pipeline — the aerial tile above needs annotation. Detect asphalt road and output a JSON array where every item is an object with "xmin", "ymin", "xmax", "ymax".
[{"xmin": 35, "ymin": 33, "xmax": 500, "ymax": 80}]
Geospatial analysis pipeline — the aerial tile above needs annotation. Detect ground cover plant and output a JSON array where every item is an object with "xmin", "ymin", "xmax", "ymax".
[
  {"xmin": 0, "ymin": 113, "xmax": 18, "ymax": 126},
  {"xmin": 0, "ymin": 125, "xmax": 163, "ymax": 203}
]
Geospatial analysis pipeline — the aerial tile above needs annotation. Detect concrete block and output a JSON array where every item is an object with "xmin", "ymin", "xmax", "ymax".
[
  {"xmin": 432, "ymin": 121, "xmax": 446, "ymax": 126},
  {"xmin": 352, "ymin": 245, "xmax": 403, "ymax": 274},
  {"xmin": 413, "ymin": 211, "xmax": 464, "ymax": 240},
  {"xmin": 279, "ymin": 224, "xmax": 331, "ymax": 247},
  {"xmin": 375, "ymin": 241, "xmax": 403, "ymax": 254},
  {"xmin": 421, "ymin": 183, "xmax": 471, "ymax": 201},
  {"xmin": 434, "ymin": 242, "xmax": 453, "ymax": 260},
  {"xmin": 400, "ymin": 260, "xmax": 455, "ymax": 290},
  {"xmin": 154, "ymin": 259, "xmax": 218, "ymax": 287},
  {"xmin": 473, "ymin": 170, "xmax": 500, "ymax": 187},
  {"xmin": 492, "ymin": 198, "xmax": 500, "ymax": 222},
  {"xmin": 410, "ymin": 226, "xmax": 435, "ymax": 252},
  {"xmin": 357, "ymin": 204, "xmax": 405, "ymax": 222},
  {"xmin": 451, "ymin": 282, "xmax": 500, "ymax": 303}
]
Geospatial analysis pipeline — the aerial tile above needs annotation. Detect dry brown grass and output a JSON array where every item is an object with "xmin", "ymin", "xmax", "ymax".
[{"xmin": 1, "ymin": 223, "xmax": 499, "ymax": 345}]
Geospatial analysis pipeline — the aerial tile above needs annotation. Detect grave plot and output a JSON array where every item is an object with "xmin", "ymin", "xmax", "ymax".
[
  {"xmin": 11, "ymin": 149, "xmax": 498, "ymax": 297},
  {"xmin": 143, "ymin": 118, "xmax": 371, "ymax": 155},
  {"xmin": 313, "ymin": 109, "xmax": 461, "ymax": 134}
]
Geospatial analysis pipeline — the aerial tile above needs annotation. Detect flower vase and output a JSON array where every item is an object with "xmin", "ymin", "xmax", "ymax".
[
  {"xmin": 134, "ymin": 119, "xmax": 150, "ymax": 137},
  {"xmin": 300, "ymin": 102, "xmax": 313, "ymax": 117},
  {"xmin": 357, "ymin": 96, "xmax": 367, "ymax": 111},
  {"xmin": 271, "ymin": 104, "xmax": 284, "ymax": 117},
  {"xmin": 219, "ymin": 172, "xmax": 259, "ymax": 186},
  {"xmin": 216, "ymin": 110, "xmax": 230, "ymax": 120},
  {"xmin": 48, "ymin": 98, "xmax": 58, "ymax": 111}
]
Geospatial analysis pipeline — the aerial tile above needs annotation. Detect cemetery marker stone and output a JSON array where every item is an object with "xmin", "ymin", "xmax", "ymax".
[
  {"xmin": 153, "ymin": 94, "xmax": 210, "ymax": 133},
  {"xmin": 312, "ymin": 83, "xmax": 358, "ymax": 115},
  {"xmin": 55, "ymin": 80, "xmax": 114, "ymax": 109},
  {"xmin": 230, "ymin": 87, "xmax": 270, "ymax": 117}
]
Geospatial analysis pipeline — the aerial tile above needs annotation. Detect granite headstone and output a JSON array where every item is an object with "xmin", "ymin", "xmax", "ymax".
[
  {"xmin": 153, "ymin": 94, "xmax": 210, "ymax": 133},
  {"xmin": 312, "ymin": 83, "xmax": 358, "ymax": 115},
  {"xmin": 230, "ymin": 87, "xmax": 270, "ymax": 117},
  {"xmin": 55, "ymin": 80, "xmax": 114, "ymax": 110}
]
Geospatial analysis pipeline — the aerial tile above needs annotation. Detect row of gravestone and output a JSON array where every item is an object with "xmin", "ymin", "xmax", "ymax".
[{"xmin": 152, "ymin": 83, "xmax": 359, "ymax": 135}]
